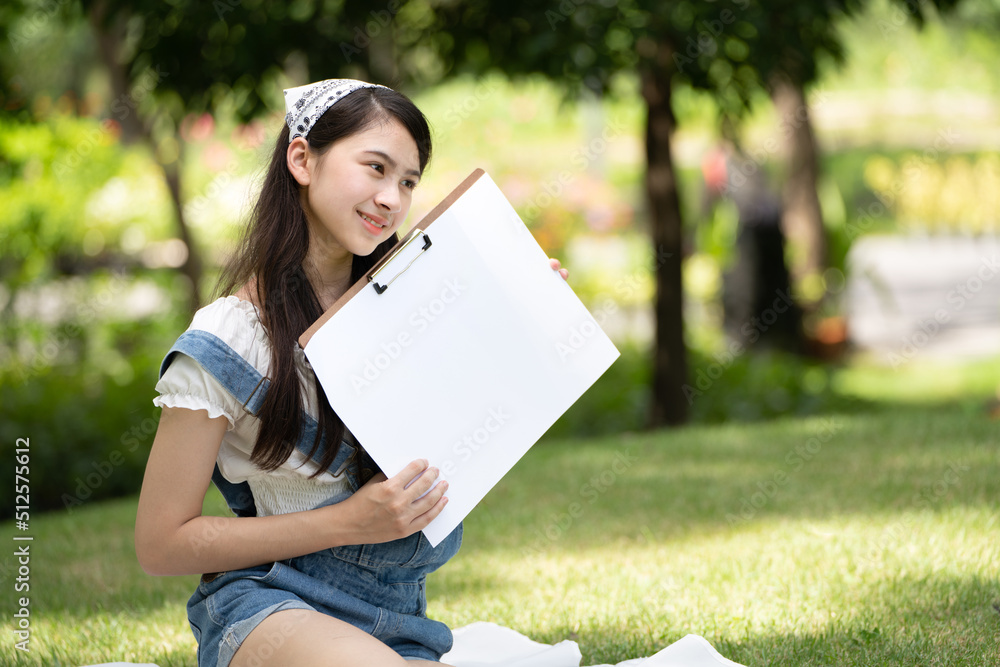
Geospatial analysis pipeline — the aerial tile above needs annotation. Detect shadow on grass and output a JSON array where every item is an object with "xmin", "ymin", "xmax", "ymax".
[
  {"xmin": 12, "ymin": 400, "xmax": 998, "ymax": 665},
  {"xmin": 6, "ymin": 571, "xmax": 997, "ymax": 666},
  {"xmin": 541, "ymin": 573, "xmax": 1000, "ymax": 667},
  {"xmin": 8, "ymin": 494, "xmax": 201, "ymax": 621},
  {"xmin": 468, "ymin": 400, "xmax": 999, "ymax": 553}
]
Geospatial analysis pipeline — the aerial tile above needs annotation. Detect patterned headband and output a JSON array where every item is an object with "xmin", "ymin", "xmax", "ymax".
[{"xmin": 283, "ymin": 78, "xmax": 390, "ymax": 142}]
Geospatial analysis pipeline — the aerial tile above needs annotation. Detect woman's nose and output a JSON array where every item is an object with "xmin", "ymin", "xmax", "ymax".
[{"xmin": 375, "ymin": 182, "xmax": 401, "ymax": 213}]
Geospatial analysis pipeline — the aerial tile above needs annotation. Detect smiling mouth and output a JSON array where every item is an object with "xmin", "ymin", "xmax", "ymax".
[{"xmin": 359, "ymin": 212, "xmax": 387, "ymax": 229}]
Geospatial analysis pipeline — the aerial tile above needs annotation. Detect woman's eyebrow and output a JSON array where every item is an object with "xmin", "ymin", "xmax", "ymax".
[{"xmin": 363, "ymin": 150, "xmax": 421, "ymax": 178}]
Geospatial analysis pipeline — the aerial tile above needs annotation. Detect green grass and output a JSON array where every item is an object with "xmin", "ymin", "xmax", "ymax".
[{"xmin": 2, "ymin": 360, "xmax": 999, "ymax": 666}]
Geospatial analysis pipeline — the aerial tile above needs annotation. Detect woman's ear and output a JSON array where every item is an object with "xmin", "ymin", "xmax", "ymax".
[{"xmin": 287, "ymin": 137, "xmax": 312, "ymax": 186}]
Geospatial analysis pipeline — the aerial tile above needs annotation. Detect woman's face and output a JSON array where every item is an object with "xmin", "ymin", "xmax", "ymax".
[{"xmin": 300, "ymin": 118, "xmax": 421, "ymax": 259}]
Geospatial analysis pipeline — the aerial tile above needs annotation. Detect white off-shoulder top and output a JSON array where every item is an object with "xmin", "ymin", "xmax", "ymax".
[{"xmin": 153, "ymin": 296, "xmax": 351, "ymax": 516}]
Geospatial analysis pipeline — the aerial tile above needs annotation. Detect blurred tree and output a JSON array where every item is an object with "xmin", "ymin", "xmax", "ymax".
[
  {"xmin": 1, "ymin": 0, "xmax": 399, "ymax": 314},
  {"xmin": 77, "ymin": 0, "xmax": 403, "ymax": 314},
  {"xmin": 0, "ymin": 0, "xmax": 969, "ymax": 426},
  {"xmin": 411, "ymin": 0, "xmax": 970, "ymax": 426},
  {"xmin": 2, "ymin": 0, "xmax": 708, "ymax": 426},
  {"xmin": 735, "ymin": 0, "xmax": 963, "ymax": 311},
  {"xmin": 410, "ymin": 1, "xmax": 768, "ymax": 427}
]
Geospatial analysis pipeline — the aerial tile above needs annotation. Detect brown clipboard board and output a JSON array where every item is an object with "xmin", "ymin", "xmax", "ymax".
[{"xmin": 299, "ymin": 168, "xmax": 486, "ymax": 349}]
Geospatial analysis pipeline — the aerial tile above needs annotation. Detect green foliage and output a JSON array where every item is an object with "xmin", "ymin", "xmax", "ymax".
[
  {"xmin": 862, "ymin": 152, "xmax": 1000, "ymax": 234},
  {"xmin": 1, "ymin": 115, "xmax": 116, "ymax": 282},
  {"xmin": 828, "ymin": 0, "xmax": 1000, "ymax": 95},
  {"xmin": 0, "ymin": 111, "xmax": 190, "ymax": 520},
  {"xmin": 545, "ymin": 344, "xmax": 651, "ymax": 439},
  {"xmin": 0, "ymin": 362, "xmax": 156, "ymax": 515},
  {"xmin": 546, "ymin": 343, "xmax": 857, "ymax": 438},
  {"xmin": 410, "ymin": 75, "xmax": 646, "ymax": 275},
  {"xmin": 812, "ymin": 147, "xmax": 1000, "ymax": 286},
  {"xmin": 0, "ymin": 114, "xmax": 174, "ymax": 286},
  {"xmin": 0, "ymin": 273, "xmax": 186, "ymax": 517},
  {"xmin": 685, "ymin": 348, "xmax": 855, "ymax": 423},
  {"xmin": 420, "ymin": 0, "xmax": 765, "ymax": 116}
]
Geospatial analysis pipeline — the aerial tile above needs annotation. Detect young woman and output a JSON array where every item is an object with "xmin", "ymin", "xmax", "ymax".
[{"xmin": 135, "ymin": 79, "xmax": 566, "ymax": 667}]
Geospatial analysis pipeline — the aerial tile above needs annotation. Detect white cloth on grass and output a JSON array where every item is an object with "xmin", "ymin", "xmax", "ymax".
[
  {"xmin": 81, "ymin": 621, "xmax": 746, "ymax": 667},
  {"xmin": 441, "ymin": 623, "xmax": 746, "ymax": 667}
]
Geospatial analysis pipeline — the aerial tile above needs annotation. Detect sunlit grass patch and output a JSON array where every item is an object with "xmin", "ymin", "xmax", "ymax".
[{"xmin": 2, "ymin": 401, "xmax": 997, "ymax": 666}]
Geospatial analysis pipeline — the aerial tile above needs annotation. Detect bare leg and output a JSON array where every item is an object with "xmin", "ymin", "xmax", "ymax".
[{"xmin": 230, "ymin": 608, "xmax": 452, "ymax": 667}]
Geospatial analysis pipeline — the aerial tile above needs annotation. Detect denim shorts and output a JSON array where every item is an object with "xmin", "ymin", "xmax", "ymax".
[{"xmin": 187, "ymin": 524, "xmax": 463, "ymax": 667}]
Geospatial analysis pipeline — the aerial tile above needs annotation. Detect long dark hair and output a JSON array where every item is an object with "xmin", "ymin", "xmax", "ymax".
[{"xmin": 218, "ymin": 86, "xmax": 432, "ymax": 477}]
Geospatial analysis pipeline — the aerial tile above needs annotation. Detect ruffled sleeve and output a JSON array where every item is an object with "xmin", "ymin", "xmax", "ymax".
[
  {"xmin": 153, "ymin": 354, "xmax": 241, "ymax": 429},
  {"xmin": 152, "ymin": 296, "xmax": 270, "ymax": 431},
  {"xmin": 149, "ymin": 296, "xmax": 344, "ymax": 497}
]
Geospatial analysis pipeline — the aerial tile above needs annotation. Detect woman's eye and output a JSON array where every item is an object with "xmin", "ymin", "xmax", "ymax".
[
  {"xmin": 402, "ymin": 179, "xmax": 417, "ymax": 190},
  {"xmin": 369, "ymin": 163, "xmax": 384, "ymax": 173}
]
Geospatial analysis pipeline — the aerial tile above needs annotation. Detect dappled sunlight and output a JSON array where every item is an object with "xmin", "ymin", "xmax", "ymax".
[
  {"xmin": 835, "ymin": 355, "xmax": 1000, "ymax": 404},
  {"xmin": 433, "ymin": 509, "xmax": 997, "ymax": 663},
  {"xmin": 3, "ymin": 607, "xmax": 198, "ymax": 666},
  {"xmin": 1, "ymin": 415, "xmax": 995, "ymax": 664},
  {"xmin": 4, "ymin": 0, "xmax": 1000, "ymax": 664},
  {"xmin": 469, "ymin": 404, "xmax": 998, "ymax": 556}
]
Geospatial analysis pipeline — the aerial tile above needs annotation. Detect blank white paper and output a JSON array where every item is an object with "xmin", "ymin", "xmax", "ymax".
[{"xmin": 304, "ymin": 172, "xmax": 620, "ymax": 546}]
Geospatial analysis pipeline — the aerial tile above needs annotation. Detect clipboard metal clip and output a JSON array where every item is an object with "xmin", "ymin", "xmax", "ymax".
[{"xmin": 368, "ymin": 229, "xmax": 433, "ymax": 295}]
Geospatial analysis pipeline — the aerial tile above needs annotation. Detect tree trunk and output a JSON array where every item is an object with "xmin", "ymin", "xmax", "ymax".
[
  {"xmin": 771, "ymin": 74, "xmax": 826, "ymax": 305},
  {"xmin": 88, "ymin": 0, "xmax": 144, "ymax": 143},
  {"xmin": 641, "ymin": 48, "xmax": 688, "ymax": 428},
  {"xmin": 162, "ymin": 146, "xmax": 204, "ymax": 316},
  {"xmin": 88, "ymin": 0, "xmax": 203, "ymax": 316}
]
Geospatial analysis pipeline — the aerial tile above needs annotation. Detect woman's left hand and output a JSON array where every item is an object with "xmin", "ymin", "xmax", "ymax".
[{"xmin": 549, "ymin": 258, "xmax": 569, "ymax": 281}]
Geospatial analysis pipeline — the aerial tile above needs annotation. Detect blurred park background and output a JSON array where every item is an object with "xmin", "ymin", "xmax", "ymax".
[{"xmin": 1, "ymin": 0, "xmax": 999, "ymax": 665}]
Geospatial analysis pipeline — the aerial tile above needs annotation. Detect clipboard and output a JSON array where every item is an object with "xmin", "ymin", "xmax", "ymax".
[{"xmin": 300, "ymin": 169, "xmax": 620, "ymax": 546}]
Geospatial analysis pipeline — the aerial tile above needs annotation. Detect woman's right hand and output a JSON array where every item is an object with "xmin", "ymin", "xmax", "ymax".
[
  {"xmin": 138, "ymin": 408, "xmax": 449, "ymax": 575},
  {"xmin": 339, "ymin": 458, "xmax": 449, "ymax": 544}
]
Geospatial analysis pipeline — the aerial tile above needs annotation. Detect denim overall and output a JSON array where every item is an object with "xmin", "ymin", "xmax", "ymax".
[{"xmin": 159, "ymin": 330, "xmax": 463, "ymax": 667}]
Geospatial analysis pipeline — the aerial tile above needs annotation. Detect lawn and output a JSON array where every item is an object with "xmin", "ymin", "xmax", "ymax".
[{"xmin": 2, "ymin": 361, "xmax": 998, "ymax": 666}]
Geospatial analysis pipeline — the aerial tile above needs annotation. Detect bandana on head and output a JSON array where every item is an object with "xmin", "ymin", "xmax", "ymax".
[{"xmin": 283, "ymin": 78, "xmax": 389, "ymax": 142}]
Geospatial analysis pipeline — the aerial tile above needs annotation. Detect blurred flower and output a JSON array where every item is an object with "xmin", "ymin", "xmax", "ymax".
[
  {"xmin": 861, "ymin": 153, "xmax": 1000, "ymax": 234},
  {"xmin": 181, "ymin": 112, "xmax": 215, "ymax": 142},
  {"xmin": 232, "ymin": 120, "xmax": 268, "ymax": 150},
  {"xmin": 202, "ymin": 140, "xmax": 233, "ymax": 172}
]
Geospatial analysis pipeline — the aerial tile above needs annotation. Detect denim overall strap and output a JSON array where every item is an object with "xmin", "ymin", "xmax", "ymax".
[{"xmin": 159, "ymin": 329, "xmax": 368, "ymax": 516}]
